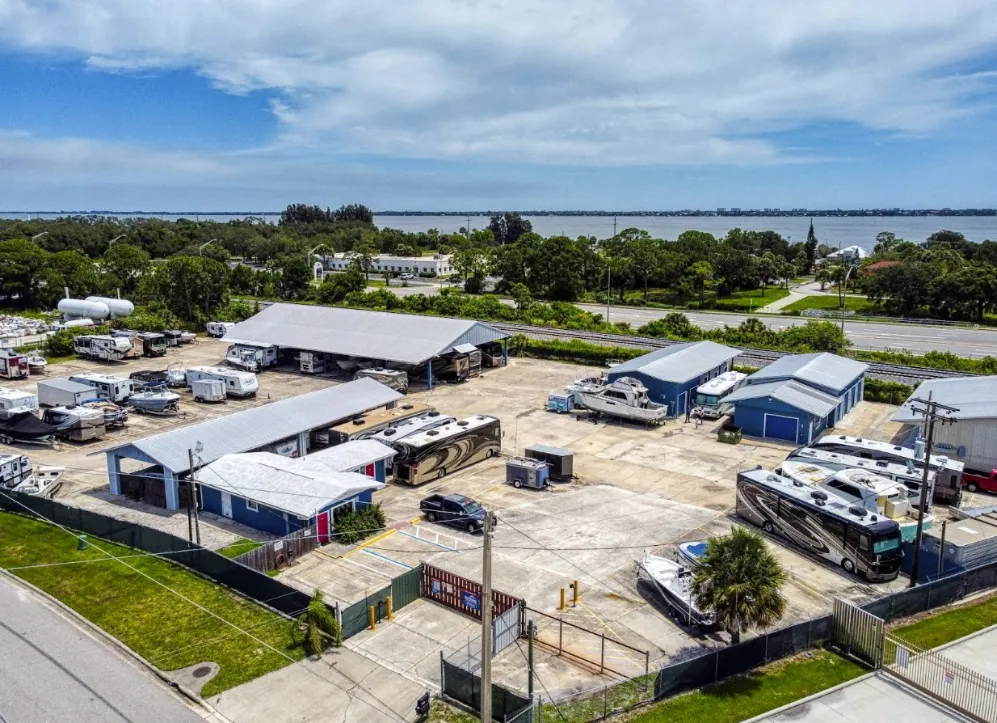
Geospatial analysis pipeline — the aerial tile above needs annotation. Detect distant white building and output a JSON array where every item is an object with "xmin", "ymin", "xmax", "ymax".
[
  {"xmin": 821, "ymin": 245, "xmax": 869, "ymax": 264},
  {"xmin": 322, "ymin": 253, "xmax": 452, "ymax": 277}
]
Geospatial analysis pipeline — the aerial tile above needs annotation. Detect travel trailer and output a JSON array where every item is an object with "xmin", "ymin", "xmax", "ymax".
[
  {"xmin": 185, "ymin": 366, "xmax": 258, "ymax": 398},
  {"xmin": 225, "ymin": 344, "xmax": 279, "ymax": 372},
  {"xmin": 68, "ymin": 372, "xmax": 135, "ymax": 404},
  {"xmin": 0, "ymin": 388, "xmax": 38, "ymax": 419},
  {"xmin": 73, "ymin": 335, "xmax": 132, "ymax": 362},
  {"xmin": 206, "ymin": 321, "xmax": 236, "ymax": 338},
  {"xmin": 0, "ymin": 350, "xmax": 28, "ymax": 379}
]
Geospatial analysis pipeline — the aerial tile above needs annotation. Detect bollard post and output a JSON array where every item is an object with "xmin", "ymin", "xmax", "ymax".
[
  {"xmin": 369, "ymin": 605, "xmax": 376, "ymax": 631},
  {"xmin": 386, "ymin": 595, "xmax": 393, "ymax": 621},
  {"xmin": 559, "ymin": 587, "xmax": 565, "ymax": 611},
  {"xmin": 572, "ymin": 579, "xmax": 579, "ymax": 607}
]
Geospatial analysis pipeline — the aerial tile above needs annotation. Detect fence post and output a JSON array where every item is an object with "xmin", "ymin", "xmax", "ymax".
[
  {"xmin": 600, "ymin": 634, "xmax": 605, "ymax": 674},
  {"xmin": 764, "ymin": 631, "xmax": 769, "ymax": 662}
]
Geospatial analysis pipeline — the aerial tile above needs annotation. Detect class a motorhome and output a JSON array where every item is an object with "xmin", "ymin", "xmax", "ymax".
[
  {"xmin": 206, "ymin": 321, "xmax": 236, "ymax": 338},
  {"xmin": 392, "ymin": 415, "xmax": 501, "ymax": 485},
  {"xmin": 692, "ymin": 371, "xmax": 747, "ymax": 420},
  {"xmin": 353, "ymin": 368, "xmax": 409, "ymax": 393},
  {"xmin": 328, "ymin": 402, "xmax": 435, "ymax": 445},
  {"xmin": 68, "ymin": 372, "xmax": 135, "ymax": 403},
  {"xmin": 0, "ymin": 388, "xmax": 39, "ymax": 419},
  {"xmin": 225, "ymin": 343, "xmax": 279, "ymax": 372},
  {"xmin": 137, "ymin": 332, "xmax": 168, "ymax": 357},
  {"xmin": 185, "ymin": 365, "xmax": 258, "ymax": 398},
  {"xmin": 74, "ymin": 335, "xmax": 132, "ymax": 362},
  {"xmin": 298, "ymin": 351, "xmax": 327, "ymax": 374},
  {"xmin": 369, "ymin": 411, "xmax": 455, "ymax": 445},
  {"xmin": 790, "ymin": 446, "xmax": 939, "ymax": 506}
]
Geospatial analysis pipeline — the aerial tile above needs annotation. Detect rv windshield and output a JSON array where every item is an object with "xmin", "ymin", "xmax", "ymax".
[
  {"xmin": 872, "ymin": 534, "xmax": 902, "ymax": 555},
  {"xmin": 695, "ymin": 393, "xmax": 720, "ymax": 406}
]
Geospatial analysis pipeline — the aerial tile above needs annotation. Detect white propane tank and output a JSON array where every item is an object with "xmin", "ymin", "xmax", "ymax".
[
  {"xmin": 62, "ymin": 318, "xmax": 95, "ymax": 329},
  {"xmin": 85, "ymin": 296, "xmax": 134, "ymax": 318},
  {"xmin": 58, "ymin": 298, "xmax": 110, "ymax": 320}
]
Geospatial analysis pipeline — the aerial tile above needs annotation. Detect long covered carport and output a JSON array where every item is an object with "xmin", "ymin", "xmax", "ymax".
[
  {"xmin": 221, "ymin": 303, "xmax": 511, "ymax": 388},
  {"xmin": 100, "ymin": 377, "xmax": 402, "ymax": 510}
]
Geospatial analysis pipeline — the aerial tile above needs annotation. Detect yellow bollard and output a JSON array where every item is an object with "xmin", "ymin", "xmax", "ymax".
[
  {"xmin": 573, "ymin": 579, "xmax": 580, "ymax": 606},
  {"xmin": 559, "ymin": 587, "xmax": 565, "ymax": 611},
  {"xmin": 386, "ymin": 595, "xmax": 393, "ymax": 621},
  {"xmin": 369, "ymin": 605, "xmax": 376, "ymax": 631}
]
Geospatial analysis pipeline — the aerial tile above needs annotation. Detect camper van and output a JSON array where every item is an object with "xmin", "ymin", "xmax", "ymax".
[
  {"xmin": 136, "ymin": 332, "xmax": 168, "ymax": 357},
  {"xmin": 206, "ymin": 321, "xmax": 236, "ymax": 338},
  {"xmin": 353, "ymin": 368, "xmax": 409, "ymax": 393},
  {"xmin": 68, "ymin": 372, "xmax": 135, "ymax": 404},
  {"xmin": 185, "ymin": 366, "xmax": 258, "ymax": 398},
  {"xmin": 225, "ymin": 344, "xmax": 279, "ymax": 372},
  {"xmin": 0, "ymin": 388, "xmax": 38, "ymax": 419},
  {"xmin": 73, "ymin": 335, "xmax": 132, "ymax": 362}
]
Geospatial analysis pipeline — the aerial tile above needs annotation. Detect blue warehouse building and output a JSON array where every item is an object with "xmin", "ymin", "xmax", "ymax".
[
  {"xmin": 607, "ymin": 341, "xmax": 740, "ymax": 417},
  {"xmin": 726, "ymin": 352, "xmax": 869, "ymax": 443}
]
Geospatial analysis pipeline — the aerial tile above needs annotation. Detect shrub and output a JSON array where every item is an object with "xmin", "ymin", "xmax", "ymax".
[
  {"xmin": 863, "ymin": 377, "xmax": 915, "ymax": 404},
  {"xmin": 333, "ymin": 504, "xmax": 386, "ymax": 545}
]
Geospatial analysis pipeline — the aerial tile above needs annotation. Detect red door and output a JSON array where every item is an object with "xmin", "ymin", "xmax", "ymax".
[
  {"xmin": 317, "ymin": 511, "xmax": 330, "ymax": 544},
  {"xmin": 364, "ymin": 463, "xmax": 375, "ymax": 478}
]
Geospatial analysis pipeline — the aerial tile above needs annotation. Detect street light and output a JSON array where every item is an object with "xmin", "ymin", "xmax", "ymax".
[
  {"xmin": 31, "ymin": 232, "xmax": 48, "ymax": 242},
  {"xmin": 109, "ymin": 234, "xmax": 127, "ymax": 245},
  {"xmin": 840, "ymin": 261, "xmax": 859, "ymax": 335},
  {"xmin": 198, "ymin": 239, "xmax": 218, "ymax": 256}
]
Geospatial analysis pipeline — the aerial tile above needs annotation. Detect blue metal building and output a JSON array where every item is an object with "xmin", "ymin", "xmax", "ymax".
[
  {"xmin": 606, "ymin": 341, "xmax": 740, "ymax": 416},
  {"xmin": 728, "ymin": 352, "xmax": 869, "ymax": 442},
  {"xmin": 198, "ymin": 452, "xmax": 385, "ymax": 538}
]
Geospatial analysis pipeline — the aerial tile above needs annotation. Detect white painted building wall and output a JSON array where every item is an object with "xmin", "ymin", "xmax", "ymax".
[{"xmin": 323, "ymin": 253, "xmax": 452, "ymax": 277}]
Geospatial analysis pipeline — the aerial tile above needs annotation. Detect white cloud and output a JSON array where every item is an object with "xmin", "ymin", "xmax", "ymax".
[{"xmin": 1, "ymin": 0, "xmax": 996, "ymax": 164}]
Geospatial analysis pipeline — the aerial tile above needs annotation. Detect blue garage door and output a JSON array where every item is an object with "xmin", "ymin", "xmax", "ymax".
[{"xmin": 764, "ymin": 414, "xmax": 798, "ymax": 442}]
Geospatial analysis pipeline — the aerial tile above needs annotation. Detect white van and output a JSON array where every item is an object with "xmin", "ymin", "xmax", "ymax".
[{"xmin": 185, "ymin": 366, "xmax": 258, "ymax": 398}]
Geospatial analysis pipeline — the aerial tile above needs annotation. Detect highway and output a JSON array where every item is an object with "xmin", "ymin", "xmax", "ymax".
[{"xmin": 0, "ymin": 574, "xmax": 204, "ymax": 723}]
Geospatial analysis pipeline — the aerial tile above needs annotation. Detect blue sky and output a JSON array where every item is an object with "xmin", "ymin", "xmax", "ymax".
[{"xmin": 1, "ymin": 0, "xmax": 996, "ymax": 211}]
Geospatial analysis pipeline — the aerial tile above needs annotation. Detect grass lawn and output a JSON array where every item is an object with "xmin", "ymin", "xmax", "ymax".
[
  {"xmin": 622, "ymin": 650, "xmax": 864, "ymax": 723},
  {"xmin": 892, "ymin": 592, "xmax": 997, "ymax": 650},
  {"xmin": 782, "ymin": 295, "xmax": 882, "ymax": 314},
  {"xmin": 216, "ymin": 537, "xmax": 262, "ymax": 559},
  {"xmin": 712, "ymin": 286, "xmax": 789, "ymax": 312},
  {"xmin": 0, "ymin": 512, "xmax": 305, "ymax": 697},
  {"xmin": 429, "ymin": 699, "xmax": 477, "ymax": 723}
]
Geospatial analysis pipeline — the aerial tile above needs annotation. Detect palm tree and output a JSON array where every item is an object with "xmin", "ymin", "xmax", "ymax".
[
  {"xmin": 691, "ymin": 527, "xmax": 787, "ymax": 645},
  {"xmin": 292, "ymin": 589, "xmax": 342, "ymax": 657}
]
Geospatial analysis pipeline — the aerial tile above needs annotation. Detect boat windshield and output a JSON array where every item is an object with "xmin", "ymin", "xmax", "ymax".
[{"xmin": 872, "ymin": 533, "xmax": 902, "ymax": 555}]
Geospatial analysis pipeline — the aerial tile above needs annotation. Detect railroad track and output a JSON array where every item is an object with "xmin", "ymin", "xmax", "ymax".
[{"xmin": 492, "ymin": 322, "xmax": 971, "ymax": 384}]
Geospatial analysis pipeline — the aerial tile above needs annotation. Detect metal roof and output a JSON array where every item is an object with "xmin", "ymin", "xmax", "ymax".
[
  {"xmin": 103, "ymin": 378, "xmax": 402, "ymax": 473},
  {"xmin": 38, "ymin": 378, "xmax": 95, "ymax": 393},
  {"xmin": 893, "ymin": 376, "xmax": 997, "ymax": 423},
  {"xmin": 747, "ymin": 352, "xmax": 868, "ymax": 394},
  {"xmin": 302, "ymin": 440, "xmax": 397, "ymax": 472},
  {"xmin": 725, "ymin": 379, "xmax": 840, "ymax": 417},
  {"xmin": 608, "ymin": 341, "xmax": 740, "ymax": 384},
  {"xmin": 198, "ymin": 452, "xmax": 383, "ymax": 519},
  {"xmin": 223, "ymin": 303, "xmax": 509, "ymax": 365}
]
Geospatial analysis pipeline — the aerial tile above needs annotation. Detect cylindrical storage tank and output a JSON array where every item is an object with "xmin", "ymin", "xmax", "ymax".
[
  {"xmin": 58, "ymin": 298, "xmax": 110, "ymax": 320},
  {"xmin": 62, "ymin": 318, "xmax": 95, "ymax": 328},
  {"xmin": 85, "ymin": 296, "xmax": 134, "ymax": 318}
]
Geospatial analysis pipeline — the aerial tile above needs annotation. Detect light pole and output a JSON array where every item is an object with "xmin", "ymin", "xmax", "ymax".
[
  {"xmin": 199, "ymin": 239, "xmax": 218, "ymax": 256},
  {"xmin": 308, "ymin": 244, "xmax": 329, "ymax": 274},
  {"xmin": 840, "ymin": 262, "xmax": 859, "ymax": 336},
  {"xmin": 31, "ymin": 231, "xmax": 48, "ymax": 242},
  {"xmin": 108, "ymin": 234, "xmax": 127, "ymax": 245}
]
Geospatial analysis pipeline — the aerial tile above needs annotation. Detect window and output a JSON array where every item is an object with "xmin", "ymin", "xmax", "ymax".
[
  {"xmin": 246, "ymin": 499, "xmax": 259, "ymax": 512},
  {"xmin": 824, "ymin": 517, "xmax": 846, "ymax": 543}
]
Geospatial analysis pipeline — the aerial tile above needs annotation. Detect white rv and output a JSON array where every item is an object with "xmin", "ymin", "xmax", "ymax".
[
  {"xmin": 73, "ymin": 335, "xmax": 132, "ymax": 362},
  {"xmin": 0, "ymin": 388, "xmax": 39, "ymax": 420},
  {"xmin": 68, "ymin": 372, "xmax": 135, "ymax": 403},
  {"xmin": 206, "ymin": 321, "xmax": 236, "ymax": 338},
  {"xmin": 185, "ymin": 366, "xmax": 258, "ymax": 398},
  {"xmin": 225, "ymin": 344, "xmax": 278, "ymax": 372}
]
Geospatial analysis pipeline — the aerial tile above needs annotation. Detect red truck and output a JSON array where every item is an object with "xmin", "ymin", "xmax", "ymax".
[{"xmin": 962, "ymin": 469, "xmax": 997, "ymax": 494}]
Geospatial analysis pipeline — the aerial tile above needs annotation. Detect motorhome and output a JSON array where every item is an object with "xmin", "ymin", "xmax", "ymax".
[
  {"xmin": 328, "ymin": 402, "xmax": 434, "ymax": 445},
  {"xmin": 73, "ymin": 335, "xmax": 132, "ymax": 362},
  {"xmin": 206, "ymin": 321, "xmax": 235, "ymax": 338},
  {"xmin": 451, "ymin": 343, "xmax": 482, "ymax": 377},
  {"xmin": 692, "ymin": 371, "xmax": 747, "ymax": 420},
  {"xmin": 298, "ymin": 351, "xmax": 327, "ymax": 374},
  {"xmin": 353, "ymin": 368, "xmax": 409, "ymax": 393},
  {"xmin": 225, "ymin": 344, "xmax": 279, "ymax": 372},
  {"xmin": 736, "ymin": 468, "xmax": 903, "ymax": 581},
  {"xmin": 42, "ymin": 406, "xmax": 106, "ymax": 442},
  {"xmin": 431, "ymin": 354, "xmax": 470, "ymax": 382},
  {"xmin": 68, "ymin": 372, "xmax": 135, "ymax": 404},
  {"xmin": 110, "ymin": 330, "xmax": 144, "ymax": 359},
  {"xmin": 789, "ymin": 446, "xmax": 939, "ymax": 505},
  {"xmin": 137, "ymin": 332, "xmax": 168, "ymax": 357},
  {"xmin": 0, "ymin": 349, "xmax": 28, "ymax": 379},
  {"xmin": 185, "ymin": 366, "xmax": 258, "ymax": 398},
  {"xmin": 370, "ymin": 412, "xmax": 455, "ymax": 446},
  {"xmin": 0, "ymin": 388, "xmax": 38, "ymax": 419},
  {"xmin": 393, "ymin": 415, "xmax": 501, "ymax": 485},
  {"xmin": 810, "ymin": 434, "xmax": 963, "ymax": 504}
]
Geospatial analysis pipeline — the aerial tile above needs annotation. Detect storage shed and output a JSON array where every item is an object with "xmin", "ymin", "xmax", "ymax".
[
  {"xmin": 101, "ymin": 378, "xmax": 402, "ymax": 511},
  {"xmin": 893, "ymin": 376, "xmax": 997, "ymax": 474},
  {"xmin": 745, "ymin": 352, "xmax": 868, "ymax": 425},
  {"xmin": 302, "ymin": 439, "xmax": 397, "ymax": 483},
  {"xmin": 725, "ymin": 379, "xmax": 840, "ymax": 443},
  {"xmin": 606, "ymin": 341, "xmax": 740, "ymax": 417},
  {"xmin": 198, "ymin": 452, "xmax": 384, "ymax": 538}
]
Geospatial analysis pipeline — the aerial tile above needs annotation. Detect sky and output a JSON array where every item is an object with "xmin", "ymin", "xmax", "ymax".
[{"xmin": 1, "ymin": 0, "xmax": 996, "ymax": 211}]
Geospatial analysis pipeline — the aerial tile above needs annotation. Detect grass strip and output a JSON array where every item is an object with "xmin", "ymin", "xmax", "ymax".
[
  {"xmin": 892, "ymin": 592, "xmax": 997, "ymax": 650},
  {"xmin": 216, "ymin": 537, "xmax": 263, "ymax": 559}
]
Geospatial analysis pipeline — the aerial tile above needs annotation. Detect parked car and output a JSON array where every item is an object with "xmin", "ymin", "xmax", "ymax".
[
  {"xmin": 419, "ymin": 493, "xmax": 488, "ymax": 533},
  {"xmin": 962, "ymin": 469, "xmax": 997, "ymax": 494},
  {"xmin": 399, "ymin": 273, "xmax": 414, "ymax": 280}
]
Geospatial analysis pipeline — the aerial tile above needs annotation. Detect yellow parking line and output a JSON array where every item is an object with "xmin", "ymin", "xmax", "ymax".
[
  {"xmin": 345, "ymin": 528, "xmax": 398, "ymax": 558},
  {"xmin": 410, "ymin": 516, "xmax": 424, "ymax": 525}
]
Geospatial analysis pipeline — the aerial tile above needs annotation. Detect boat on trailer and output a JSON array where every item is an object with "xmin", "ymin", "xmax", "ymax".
[
  {"xmin": 13, "ymin": 466, "xmax": 65, "ymax": 497},
  {"xmin": 638, "ymin": 550, "xmax": 714, "ymax": 627},
  {"xmin": 129, "ymin": 389, "xmax": 181, "ymax": 415},
  {"xmin": 25, "ymin": 355, "xmax": 47, "ymax": 374},
  {"xmin": 571, "ymin": 377, "xmax": 668, "ymax": 425}
]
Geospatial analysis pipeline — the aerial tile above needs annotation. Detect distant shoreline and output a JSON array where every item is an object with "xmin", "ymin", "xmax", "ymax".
[{"xmin": 2, "ymin": 209, "xmax": 995, "ymax": 218}]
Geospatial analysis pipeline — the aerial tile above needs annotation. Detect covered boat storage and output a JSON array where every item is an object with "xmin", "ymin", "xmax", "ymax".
[
  {"xmin": 101, "ymin": 378, "xmax": 402, "ymax": 510},
  {"xmin": 221, "ymin": 303, "xmax": 510, "ymax": 388}
]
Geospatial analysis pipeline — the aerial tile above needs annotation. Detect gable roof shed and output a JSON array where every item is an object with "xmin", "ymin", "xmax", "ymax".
[
  {"xmin": 747, "ymin": 352, "xmax": 868, "ymax": 396},
  {"xmin": 725, "ymin": 379, "xmax": 840, "ymax": 417},
  {"xmin": 607, "ymin": 341, "xmax": 740, "ymax": 384}
]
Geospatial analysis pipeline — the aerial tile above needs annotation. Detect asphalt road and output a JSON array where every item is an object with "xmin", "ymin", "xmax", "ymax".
[
  {"xmin": 577, "ymin": 304, "xmax": 997, "ymax": 357},
  {"xmin": 0, "ymin": 574, "xmax": 203, "ymax": 723}
]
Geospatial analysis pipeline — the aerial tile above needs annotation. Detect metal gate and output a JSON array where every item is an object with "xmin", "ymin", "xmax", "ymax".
[
  {"xmin": 831, "ymin": 597, "xmax": 884, "ymax": 667},
  {"xmin": 392, "ymin": 564, "xmax": 423, "ymax": 611},
  {"xmin": 883, "ymin": 633, "xmax": 997, "ymax": 723},
  {"xmin": 493, "ymin": 601, "xmax": 523, "ymax": 656}
]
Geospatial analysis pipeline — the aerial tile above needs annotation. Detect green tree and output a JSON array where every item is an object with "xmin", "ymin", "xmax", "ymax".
[
  {"xmin": 804, "ymin": 219, "xmax": 818, "ymax": 271},
  {"xmin": 624, "ymin": 232, "xmax": 663, "ymax": 302},
  {"xmin": 275, "ymin": 255, "xmax": 313, "ymax": 300},
  {"xmin": 333, "ymin": 204, "xmax": 374, "ymax": 225},
  {"xmin": 0, "ymin": 239, "xmax": 49, "ymax": 308},
  {"xmin": 350, "ymin": 240, "xmax": 378, "ymax": 281},
  {"xmin": 691, "ymin": 527, "xmax": 787, "ymax": 645},
  {"xmin": 488, "ymin": 213, "xmax": 532, "ymax": 245},
  {"xmin": 453, "ymin": 247, "xmax": 490, "ymax": 293},
  {"xmin": 866, "ymin": 262, "xmax": 936, "ymax": 317},
  {"xmin": 40, "ymin": 250, "xmax": 105, "ymax": 306},
  {"xmin": 142, "ymin": 255, "xmax": 229, "ymax": 323},
  {"xmin": 686, "ymin": 260, "xmax": 716, "ymax": 309},
  {"xmin": 317, "ymin": 268, "xmax": 367, "ymax": 304},
  {"xmin": 510, "ymin": 282, "xmax": 532, "ymax": 312},
  {"xmin": 815, "ymin": 266, "xmax": 830, "ymax": 291},
  {"xmin": 228, "ymin": 263, "xmax": 258, "ymax": 295},
  {"xmin": 292, "ymin": 589, "xmax": 342, "ymax": 657},
  {"xmin": 101, "ymin": 243, "xmax": 151, "ymax": 294}
]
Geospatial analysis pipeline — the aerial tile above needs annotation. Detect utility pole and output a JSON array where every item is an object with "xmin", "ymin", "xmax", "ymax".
[
  {"xmin": 612, "ymin": 215, "xmax": 617, "ymax": 237},
  {"xmin": 480, "ymin": 511, "xmax": 495, "ymax": 723},
  {"xmin": 188, "ymin": 448, "xmax": 202, "ymax": 546},
  {"xmin": 908, "ymin": 392, "xmax": 958, "ymax": 587},
  {"xmin": 527, "ymin": 620, "xmax": 535, "ymax": 700},
  {"xmin": 606, "ymin": 264, "xmax": 612, "ymax": 325},
  {"xmin": 466, "ymin": 215, "xmax": 471, "ymax": 237}
]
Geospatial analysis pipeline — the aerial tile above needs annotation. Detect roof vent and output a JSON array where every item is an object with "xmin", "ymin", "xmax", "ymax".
[
  {"xmin": 383, "ymin": 429, "xmax": 396, "ymax": 436},
  {"xmin": 848, "ymin": 505, "xmax": 867, "ymax": 518},
  {"xmin": 353, "ymin": 418, "xmax": 366, "ymax": 425},
  {"xmin": 856, "ymin": 438, "xmax": 863, "ymax": 442},
  {"xmin": 402, "ymin": 404, "xmax": 413, "ymax": 410},
  {"xmin": 810, "ymin": 490, "xmax": 828, "ymax": 501},
  {"xmin": 457, "ymin": 421, "xmax": 469, "ymax": 426},
  {"xmin": 427, "ymin": 411, "xmax": 440, "ymax": 417},
  {"xmin": 427, "ymin": 430, "xmax": 439, "ymax": 436}
]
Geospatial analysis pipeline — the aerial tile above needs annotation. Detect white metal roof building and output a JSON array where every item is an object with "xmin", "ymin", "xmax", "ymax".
[
  {"xmin": 103, "ymin": 377, "xmax": 403, "ymax": 511},
  {"xmin": 893, "ymin": 376, "xmax": 997, "ymax": 474},
  {"xmin": 606, "ymin": 341, "xmax": 741, "ymax": 416},
  {"xmin": 223, "ymin": 303, "xmax": 510, "ymax": 387}
]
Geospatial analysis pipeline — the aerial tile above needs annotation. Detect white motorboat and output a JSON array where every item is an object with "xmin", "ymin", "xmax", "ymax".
[
  {"xmin": 179, "ymin": 331, "xmax": 197, "ymax": 344},
  {"xmin": 573, "ymin": 377, "xmax": 668, "ymax": 425},
  {"xmin": 639, "ymin": 550, "xmax": 714, "ymax": 627},
  {"xmin": 26, "ymin": 355, "xmax": 47, "ymax": 374},
  {"xmin": 130, "ymin": 389, "xmax": 181, "ymax": 415},
  {"xmin": 13, "ymin": 466, "xmax": 65, "ymax": 497}
]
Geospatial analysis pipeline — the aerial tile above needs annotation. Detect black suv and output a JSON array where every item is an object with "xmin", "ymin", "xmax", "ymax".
[{"xmin": 420, "ymin": 494, "xmax": 488, "ymax": 533}]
